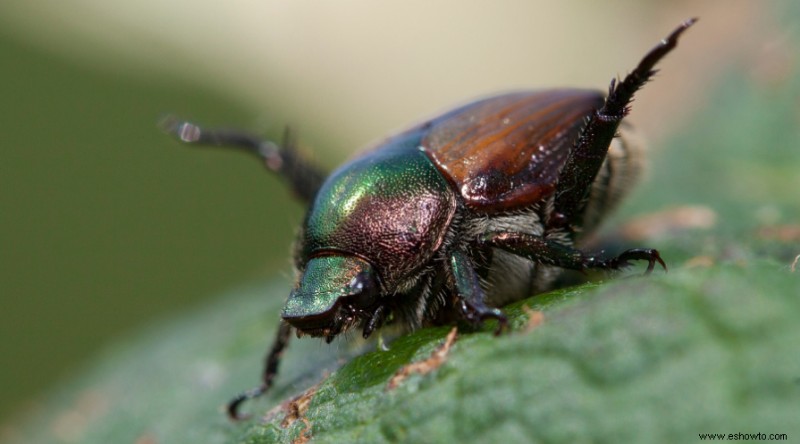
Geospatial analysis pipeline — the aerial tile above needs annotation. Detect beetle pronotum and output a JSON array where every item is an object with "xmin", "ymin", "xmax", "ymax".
[{"xmin": 164, "ymin": 18, "xmax": 695, "ymax": 420}]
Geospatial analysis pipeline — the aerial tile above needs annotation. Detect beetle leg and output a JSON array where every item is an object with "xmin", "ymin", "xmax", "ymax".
[
  {"xmin": 483, "ymin": 232, "xmax": 666, "ymax": 275},
  {"xmin": 160, "ymin": 117, "xmax": 325, "ymax": 202},
  {"xmin": 550, "ymin": 18, "xmax": 696, "ymax": 232},
  {"xmin": 593, "ymin": 248, "xmax": 668, "ymax": 274},
  {"xmin": 448, "ymin": 249, "xmax": 508, "ymax": 334},
  {"xmin": 226, "ymin": 320, "xmax": 293, "ymax": 421},
  {"xmin": 362, "ymin": 305, "xmax": 389, "ymax": 339}
]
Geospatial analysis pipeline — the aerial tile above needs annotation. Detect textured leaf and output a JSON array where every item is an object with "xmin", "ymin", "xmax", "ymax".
[
  {"xmin": 246, "ymin": 262, "xmax": 800, "ymax": 444},
  {"xmin": 7, "ymin": 261, "xmax": 799, "ymax": 444}
]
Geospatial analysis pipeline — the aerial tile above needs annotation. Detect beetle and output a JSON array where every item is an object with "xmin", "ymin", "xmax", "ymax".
[{"xmin": 163, "ymin": 19, "xmax": 694, "ymax": 420}]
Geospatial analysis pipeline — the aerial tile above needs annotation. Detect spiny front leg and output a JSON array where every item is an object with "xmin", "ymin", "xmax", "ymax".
[
  {"xmin": 226, "ymin": 320, "xmax": 293, "ymax": 421},
  {"xmin": 160, "ymin": 117, "xmax": 326, "ymax": 202},
  {"xmin": 447, "ymin": 249, "xmax": 508, "ymax": 334},
  {"xmin": 483, "ymin": 232, "xmax": 666, "ymax": 275}
]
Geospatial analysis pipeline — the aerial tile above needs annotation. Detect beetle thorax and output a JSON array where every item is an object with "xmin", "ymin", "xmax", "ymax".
[{"xmin": 300, "ymin": 140, "xmax": 457, "ymax": 290}]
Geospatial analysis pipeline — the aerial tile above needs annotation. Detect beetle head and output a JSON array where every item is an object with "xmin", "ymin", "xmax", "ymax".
[{"xmin": 282, "ymin": 255, "xmax": 381, "ymax": 342}]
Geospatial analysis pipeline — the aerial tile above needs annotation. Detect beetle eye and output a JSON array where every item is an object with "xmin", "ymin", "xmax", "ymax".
[{"xmin": 345, "ymin": 271, "xmax": 378, "ymax": 309}]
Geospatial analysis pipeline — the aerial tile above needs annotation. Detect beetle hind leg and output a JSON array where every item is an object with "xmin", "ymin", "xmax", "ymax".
[
  {"xmin": 160, "ymin": 116, "xmax": 325, "ymax": 202},
  {"xmin": 550, "ymin": 19, "xmax": 696, "ymax": 232}
]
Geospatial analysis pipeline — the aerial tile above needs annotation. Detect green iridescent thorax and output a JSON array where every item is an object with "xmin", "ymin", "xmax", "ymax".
[{"xmin": 301, "ymin": 131, "xmax": 457, "ymax": 289}]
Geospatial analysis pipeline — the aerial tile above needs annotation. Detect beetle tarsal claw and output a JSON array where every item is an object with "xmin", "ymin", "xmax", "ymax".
[
  {"xmin": 225, "ymin": 384, "xmax": 267, "ymax": 421},
  {"xmin": 604, "ymin": 248, "xmax": 667, "ymax": 275}
]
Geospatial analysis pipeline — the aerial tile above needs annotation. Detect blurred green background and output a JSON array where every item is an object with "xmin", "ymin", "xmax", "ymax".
[
  {"xmin": 0, "ymin": 0, "xmax": 794, "ymax": 432},
  {"xmin": 0, "ymin": 28, "xmax": 305, "ymax": 423}
]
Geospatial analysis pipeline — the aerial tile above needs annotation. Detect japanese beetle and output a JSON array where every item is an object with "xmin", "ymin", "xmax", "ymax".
[{"xmin": 164, "ymin": 18, "xmax": 694, "ymax": 420}]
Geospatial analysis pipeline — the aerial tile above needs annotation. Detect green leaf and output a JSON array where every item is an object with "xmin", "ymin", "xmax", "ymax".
[
  {"xmin": 7, "ymin": 262, "xmax": 800, "ymax": 444},
  {"xmin": 247, "ymin": 262, "xmax": 800, "ymax": 444}
]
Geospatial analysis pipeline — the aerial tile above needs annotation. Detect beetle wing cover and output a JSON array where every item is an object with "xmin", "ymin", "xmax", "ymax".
[{"xmin": 421, "ymin": 90, "xmax": 603, "ymax": 213}]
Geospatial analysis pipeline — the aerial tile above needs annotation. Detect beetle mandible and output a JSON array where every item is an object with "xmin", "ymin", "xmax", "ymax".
[{"xmin": 164, "ymin": 19, "xmax": 695, "ymax": 420}]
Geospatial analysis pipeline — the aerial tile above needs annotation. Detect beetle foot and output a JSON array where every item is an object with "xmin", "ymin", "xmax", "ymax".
[
  {"xmin": 362, "ymin": 305, "xmax": 388, "ymax": 339},
  {"xmin": 226, "ymin": 385, "xmax": 266, "ymax": 421},
  {"xmin": 459, "ymin": 301, "xmax": 509, "ymax": 335},
  {"xmin": 492, "ymin": 315, "xmax": 509, "ymax": 336},
  {"xmin": 600, "ymin": 248, "xmax": 667, "ymax": 275}
]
